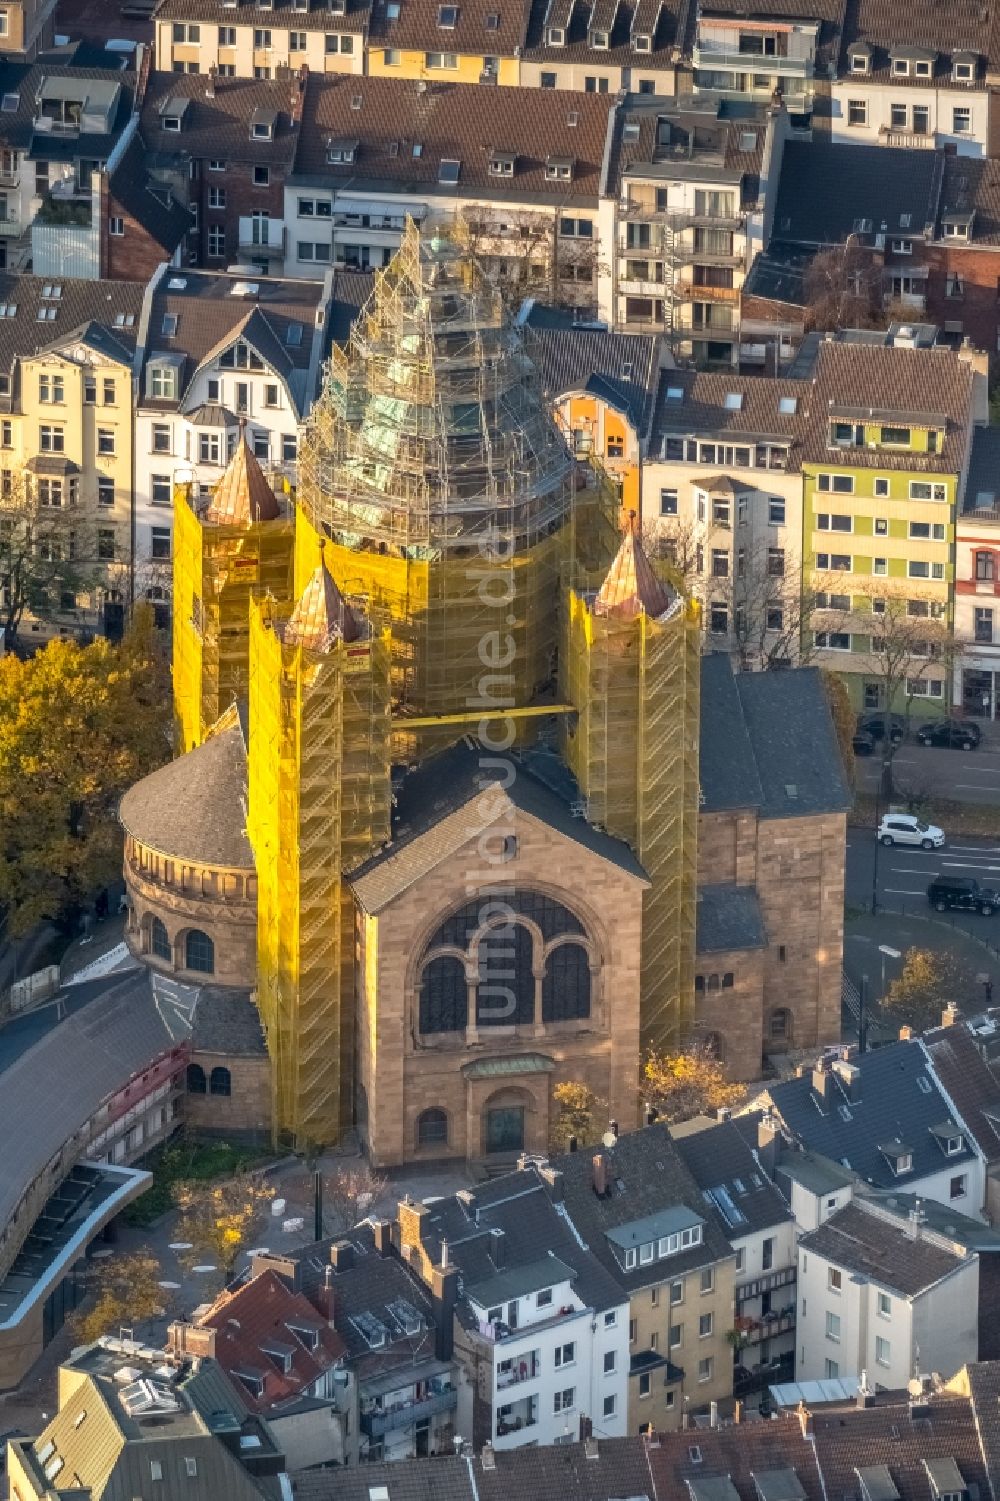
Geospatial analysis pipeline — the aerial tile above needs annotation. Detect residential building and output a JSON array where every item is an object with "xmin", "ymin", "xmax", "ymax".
[
  {"xmin": 599, "ymin": 95, "xmax": 792, "ymax": 362},
  {"xmin": 673, "ymin": 1115, "xmax": 797, "ymax": 1403},
  {"xmin": 922, "ymin": 1006, "xmax": 1000, "ymax": 1224},
  {"xmin": 0, "ymin": 0, "xmax": 57, "ymax": 60},
  {"xmin": 251, "ymin": 1221, "xmax": 456, "ymax": 1465},
  {"xmin": 0, "ymin": 273, "xmax": 145, "ymax": 644},
  {"xmin": 281, "ymin": 73, "xmax": 609, "ymax": 303},
  {"xmin": 829, "ymin": 3, "xmax": 993, "ymax": 155},
  {"xmin": 139, "ymin": 70, "xmax": 302, "ymax": 273},
  {"xmin": 688, "ymin": 0, "xmax": 841, "ymax": 116},
  {"xmin": 133, "ymin": 265, "xmax": 332, "ymax": 596},
  {"xmin": 797, "ymin": 1198, "xmax": 978, "ymax": 1385},
  {"xmin": 365, "ymin": 0, "xmax": 524, "ymax": 87},
  {"xmin": 154, "ymin": 0, "xmax": 367, "ymax": 80},
  {"xmin": 760, "ymin": 1039, "xmax": 988, "ymax": 1219},
  {"xmin": 641, "ymin": 371, "xmax": 807, "ymax": 662},
  {"xmin": 695, "ymin": 654, "xmax": 849, "ymax": 1071},
  {"xmin": 167, "ymin": 1268, "xmax": 351, "ymax": 1470},
  {"xmin": 955, "ymin": 427, "xmax": 1000, "ymax": 718},
  {"xmin": 799, "ymin": 333, "xmax": 977, "ymax": 708},
  {"xmin": 7, "ymin": 1336, "xmax": 283, "ymax": 1499},
  {"xmin": 397, "ymin": 1170, "xmax": 631, "ymax": 1450},
  {"xmin": 518, "ymin": 0, "xmax": 683, "ymax": 94},
  {"xmin": 644, "ymin": 1410, "xmax": 823, "ymax": 1501},
  {"xmin": 548, "ymin": 1125, "xmax": 738, "ymax": 1431}
]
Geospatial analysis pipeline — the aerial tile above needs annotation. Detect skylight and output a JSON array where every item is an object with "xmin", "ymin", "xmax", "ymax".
[
  {"xmin": 666, "ymin": 385, "xmax": 683, "ymax": 400},
  {"xmin": 439, "ymin": 158, "xmax": 461, "ymax": 183},
  {"xmin": 724, "ymin": 392, "xmax": 743, "ymax": 410},
  {"xmin": 779, "ymin": 395, "xmax": 797, "ymax": 414},
  {"xmin": 1, "ymin": 92, "xmax": 19, "ymax": 112},
  {"xmin": 162, "ymin": 313, "xmax": 179, "ymax": 336},
  {"xmin": 438, "ymin": 4, "xmax": 458, "ymax": 25}
]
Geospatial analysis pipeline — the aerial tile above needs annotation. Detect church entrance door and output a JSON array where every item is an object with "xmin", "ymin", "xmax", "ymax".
[{"xmin": 486, "ymin": 1106, "xmax": 524, "ymax": 1154}]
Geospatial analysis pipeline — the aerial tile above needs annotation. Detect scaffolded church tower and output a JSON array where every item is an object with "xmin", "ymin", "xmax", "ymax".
[{"xmin": 561, "ymin": 521, "xmax": 701, "ymax": 1053}]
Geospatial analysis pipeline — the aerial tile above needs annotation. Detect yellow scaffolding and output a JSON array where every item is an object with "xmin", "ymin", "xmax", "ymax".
[
  {"xmin": 172, "ymin": 487, "xmax": 294, "ymax": 752},
  {"xmin": 560, "ymin": 586, "xmax": 701, "ymax": 1055},
  {"xmin": 247, "ymin": 593, "xmax": 392, "ymax": 1146}
]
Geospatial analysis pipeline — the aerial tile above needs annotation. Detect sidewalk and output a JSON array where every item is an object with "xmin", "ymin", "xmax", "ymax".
[{"xmin": 844, "ymin": 909, "xmax": 1000, "ymax": 1008}]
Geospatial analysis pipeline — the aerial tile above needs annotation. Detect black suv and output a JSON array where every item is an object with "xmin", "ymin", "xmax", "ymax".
[
  {"xmin": 927, "ymin": 875, "xmax": 1000, "ymax": 915},
  {"xmin": 857, "ymin": 712, "xmax": 907, "ymax": 743},
  {"xmin": 917, "ymin": 719, "xmax": 981, "ymax": 751}
]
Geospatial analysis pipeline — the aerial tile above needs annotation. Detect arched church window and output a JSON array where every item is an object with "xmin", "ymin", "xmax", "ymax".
[
  {"xmin": 150, "ymin": 916, "xmax": 171, "ymax": 962},
  {"xmin": 419, "ymin": 955, "xmax": 467, "ymax": 1034},
  {"xmin": 542, "ymin": 941, "xmax": 591, "ymax": 1022},
  {"xmin": 476, "ymin": 921, "xmax": 534, "ymax": 1027},
  {"xmin": 185, "ymin": 929, "xmax": 215, "ymax": 974},
  {"xmin": 417, "ymin": 1108, "xmax": 448, "ymax": 1147}
]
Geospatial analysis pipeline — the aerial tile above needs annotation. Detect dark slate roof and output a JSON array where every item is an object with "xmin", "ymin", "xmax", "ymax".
[
  {"xmin": 0, "ymin": 275, "xmax": 145, "ymax": 376},
  {"xmin": 521, "ymin": 0, "xmax": 685, "ymax": 68},
  {"xmin": 648, "ymin": 1412, "xmax": 823, "ymax": 1501},
  {"xmin": 698, "ymin": 653, "xmax": 763, "ymax": 813},
  {"xmin": 295, "ymin": 1455, "xmax": 475, "ymax": 1501},
  {"xmin": 153, "ymin": 0, "xmax": 369, "ymax": 27},
  {"xmin": 0, "ymin": 61, "xmax": 132, "ymax": 153},
  {"xmin": 767, "ymin": 1039, "xmax": 979, "ymax": 1191},
  {"xmin": 799, "ymin": 1199, "xmax": 967, "ymax": 1296},
  {"xmin": 653, "ymin": 369, "xmax": 810, "ymax": 471},
  {"xmin": 523, "ymin": 317, "xmax": 664, "ymax": 440},
  {"xmin": 119, "ymin": 720, "xmax": 253, "ymax": 868},
  {"xmin": 963, "ymin": 1362, "xmax": 1000, "ymax": 1501},
  {"xmin": 549, "ymin": 1124, "xmax": 735, "ymax": 1294},
  {"xmin": 329, "ymin": 269, "xmax": 374, "ymax": 344},
  {"xmin": 108, "ymin": 130, "xmax": 191, "ymax": 254},
  {"xmin": 922, "ymin": 1019, "xmax": 1000, "ymax": 1166},
  {"xmin": 140, "ymin": 70, "xmax": 301, "ymax": 168},
  {"xmin": 671, "ymin": 1118, "xmax": 792, "ymax": 1238},
  {"xmin": 418, "ymin": 1166, "xmax": 626, "ymax": 1318},
  {"xmin": 940, "ymin": 155, "xmax": 1000, "ymax": 249},
  {"xmin": 810, "ymin": 1390, "xmax": 991, "ymax": 1501},
  {"xmin": 190, "ymin": 988, "xmax": 267, "ymax": 1057},
  {"xmin": 696, "ymin": 884, "xmax": 767, "ymax": 954},
  {"xmin": 742, "ymin": 246, "xmax": 813, "ymax": 309},
  {"xmin": 347, "ymin": 741, "xmax": 647, "ymax": 915},
  {"xmin": 475, "ymin": 1437, "xmax": 656, "ymax": 1501},
  {"xmin": 772, "ymin": 140, "xmax": 941, "ymax": 248},
  {"xmin": 962, "ymin": 425, "xmax": 1000, "ymax": 516},
  {"xmin": 699, "ymin": 656, "xmax": 850, "ymax": 821},
  {"xmin": 733, "ymin": 667, "xmax": 851, "ymax": 820}
]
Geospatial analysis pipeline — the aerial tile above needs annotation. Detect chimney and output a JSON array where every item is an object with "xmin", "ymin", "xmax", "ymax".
[
  {"xmin": 430, "ymin": 1259, "xmax": 459, "ymax": 1362},
  {"xmin": 568, "ymin": 1136, "xmax": 578, "ymax": 1153},
  {"xmin": 481, "ymin": 1442, "xmax": 496, "ymax": 1471},
  {"xmin": 733, "ymin": 1401, "xmax": 743, "ymax": 1425},
  {"xmin": 398, "ymin": 1198, "xmax": 431, "ymax": 1258},
  {"xmin": 797, "ymin": 1401, "xmax": 813, "ymax": 1439},
  {"xmin": 907, "ymin": 1199, "xmax": 926, "ymax": 1240},
  {"xmin": 167, "ymin": 1320, "xmax": 216, "ymax": 1359},
  {"xmin": 372, "ymin": 1219, "xmax": 393, "ymax": 1257},
  {"xmin": 540, "ymin": 1166, "xmax": 564, "ymax": 1203},
  {"xmin": 857, "ymin": 1370, "xmax": 871, "ymax": 1409},
  {"xmin": 316, "ymin": 1265, "xmax": 336, "ymax": 1326},
  {"xmin": 709, "ymin": 1401, "xmax": 719, "ymax": 1429},
  {"xmin": 717, "ymin": 1107, "xmax": 732, "ymax": 1123},
  {"xmin": 490, "ymin": 1228, "xmax": 506, "ymax": 1270},
  {"xmin": 205, "ymin": 64, "xmax": 217, "ymax": 99},
  {"xmin": 899, "ymin": 1025, "xmax": 913, "ymax": 1041},
  {"xmin": 609, "ymin": 1119, "xmax": 619, "ymax": 1140},
  {"xmin": 291, "ymin": 63, "xmax": 309, "ymax": 126},
  {"xmin": 942, "ymin": 1002, "xmax": 960, "ymax": 1028},
  {"xmin": 757, "ymin": 1112, "xmax": 782, "ymax": 1177},
  {"xmin": 645, "ymin": 1104, "xmax": 658, "ymax": 1126},
  {"xmin": 330, "ymin": 1239, "xmax": 355, "ymax": 1272},
  {"xmin": 811, "ymin": 1059, "xmax": 832, "ymax": 1106},
  {"xmin": 592, "ymin": 1153, "xmax": 608, "ymax": 1197},
  {"xmin": 585, "ymin": 1436, "xmax": 599, "ymax": 1460}
]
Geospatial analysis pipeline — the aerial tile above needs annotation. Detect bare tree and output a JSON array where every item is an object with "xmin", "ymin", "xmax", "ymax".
[
  {"xmin": 0, "ymin": 475, "xmax": 104, "ymax": 649},
  {"xmin": 803, "ymin": 242, "xmax": 884, "ymax": 333},
  {"xmin": 456, "ymin": 206, "xmax": 599, "ymax": 314}
]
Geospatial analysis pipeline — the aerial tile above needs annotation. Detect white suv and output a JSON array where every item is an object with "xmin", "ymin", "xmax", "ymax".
[{"xmin": 878, "ymin": 814, "xmax": 945, "ymax": 850}]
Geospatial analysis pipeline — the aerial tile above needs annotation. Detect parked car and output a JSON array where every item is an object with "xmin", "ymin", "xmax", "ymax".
[
  {"xmin": 857, "ymin": 712, "xmax": 907, "ymax": 743},
  {"xmin": 927, "ymin": 875, "xmax": 1000, "ymax": 915},
  {"xmin": 878, "ymin": 813, "xmax": 945, "ymax": 849},
  {"xmin": 852, "ymin": 729, "xmax": 876, "ymax": 756},
  {"xmin": 917, "ymin": 719, "xmax": 981, "ymax": 751}
]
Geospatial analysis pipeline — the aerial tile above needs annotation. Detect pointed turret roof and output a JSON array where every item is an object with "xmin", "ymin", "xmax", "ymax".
[
  {"xmin": 593, "ymin": 515, "xmax": 675, "ymax": 622},
  {"xmin": 203, "ymin": 430, "xmax": 281, "ymax": 526},
  {"xmin": 284, "ymin": 549, "xmax": 361, "ymax": 651}
]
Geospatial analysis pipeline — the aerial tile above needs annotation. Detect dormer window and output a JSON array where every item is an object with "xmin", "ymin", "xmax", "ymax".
[
  {"xmin": 545, "ymin": 155, "xmax": 573, "ymax": 181},
  {"xmin": 327, "ymin": 138, "xmax": 358, "ymax": 164},
  {"xmin": 633, "ymin": 31, "xmax": 651, "ymax": 50},
  {"xmin": 438, "ymin": 4, "xmax": 457, "ymax": 24},
  {"xmin": 489, "ymin": 151, "xmax": 515, "ymax": 176},
  {"xmin": 943, "ymin": 217, "xmax": 971, "ymax": 240},
  {"xmin": 162, "ymin": 114, "xmax": 182, "ymax": 132},
  {"xmin": 590, "ymin": 27, "xmax": 609, "ymax": 47},
  {"xmin": 946, "ymin": 1135, "xmax": 963, "ymax": 1154},
  {"xmin": 251, "ymin": 108, "xmax": 276, "ymax": 140},
  {"xmin": 892, "ymin": 57, "xmax": 910, "ymax": 76},
  {"xmin": 953, "ymin": 60, "xmax": 975, "ymax": 81},
  {"xmin": 147, "ymin": 358, "xmax": 179, "ymax": 400},
  {"xmin": 439, "ymin": 158, "xmax": 461, "ymax": 183},
  {"xmin": 547, "ymin": 24, "xmax": 565, "ymax": 44},
  {"xmin": 850, "ymin": 51, "xmax": 869, "ymax": 73},
  {"xmin": 915, "ymin": 59, "xmax": 932, "ymax": 77},
  {"xmin": 880, "ymin": 1139, "xmax": 914, "ymax": 1175}
]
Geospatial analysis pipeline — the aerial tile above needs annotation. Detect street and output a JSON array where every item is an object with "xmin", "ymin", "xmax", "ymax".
[
  {"xmin": 854, "ymin": 738, "xmax": 1000, "ymax": 806},
  {"xmin": 847, "ymin": 828, "xmax": 1000, "ymax": 936}
]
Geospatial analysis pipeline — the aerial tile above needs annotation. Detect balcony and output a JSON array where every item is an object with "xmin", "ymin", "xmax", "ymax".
[
  {"xmin": 495, "ymin": 1393, "xmax": 539, "ymax": 1442},
  {"xmin": 496, "ymin": 1352, "xmax": 540, "ymax": 1390},
  {"xmin": 238, "ymin": 217, "xmax": 286, "ymax": 257},
  {"xmin": 676, "ymin": 309, "xmax": 737, "ymax": 335},
  {"xmin": 736, "ymin": 1308, "xmax": 796, "ymax": 1343},
  {"xmin": 675, "ymin": 281, "xmax": 739, "ymax": 303},
  {"xmin": 736, "ymin": 1266, "xmax": 797, "ymax": 1306},
  {"xmin": 360, "ymin": 1384, "xmax": 457, "ymax": 1438},
  {"xmin": 879, "ymin": 125, "xmax": 935, "ymax": 150},
  {"xmin": 691, "ymin": 43, "xmax": 813, "ymax": 77},
  {"xmin": 0, "ymin": 168, "xmax": 18, "ymax": 189},
  {"xmin": 0, "ymin": 216, "xmax": 20, "ymax": 236}
]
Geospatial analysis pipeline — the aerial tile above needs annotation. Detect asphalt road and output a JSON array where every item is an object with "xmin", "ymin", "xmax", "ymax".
[
  {"xmin": 854, "ymin": 738, "xmax": 1000, "ymax": 806},
  {"xmin": 847, "ymin": 828, "xmax": 1000, "ymax": 937}
]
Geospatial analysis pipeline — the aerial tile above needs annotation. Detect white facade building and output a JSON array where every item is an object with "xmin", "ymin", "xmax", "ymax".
[
  {"xmin": 796, "ymin": 1199, "xmax": 978, "ymax": 1387},
  {"xmin": 830, "ymin": 78, "xmax": 989, "ymax": 156}
]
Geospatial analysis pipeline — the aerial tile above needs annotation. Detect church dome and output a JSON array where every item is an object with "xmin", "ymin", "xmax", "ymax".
[{"xmin": 119, "ymin": 716, "xmax": 253, "ymax": 869}]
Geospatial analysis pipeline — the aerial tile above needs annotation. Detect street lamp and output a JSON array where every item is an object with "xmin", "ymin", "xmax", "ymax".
[{"xmin": 879, "ymin": 944, "xmax": 901, "ymax": 1002}]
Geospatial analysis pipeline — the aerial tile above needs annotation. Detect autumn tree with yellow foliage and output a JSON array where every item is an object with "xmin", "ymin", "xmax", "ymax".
[
  {"xmin": 550, "ymin": 1081, "xmax": 602, "ymax": 1152},
  {"xmin": 174, "ymin": 1170, "xmax": 275, "ymax": 1279},
  {"xmin": 643, "ymin": 1044, "xmax": 748, "ymax": 1125},
  {"xmin": 0, "ymin": 606, "xmax": 169, "ymax": 934},
  {"xmin": 72, "ymin": 1251, "xmax": 168, "ymax": 1346}
]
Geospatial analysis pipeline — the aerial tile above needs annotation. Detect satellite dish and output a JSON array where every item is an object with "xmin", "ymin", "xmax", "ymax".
[{"xmin": 601, "ymin": 1131, "xmax": 616, "ymax": 1149}]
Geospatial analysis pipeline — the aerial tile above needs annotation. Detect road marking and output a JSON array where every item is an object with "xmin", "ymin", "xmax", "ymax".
[
  {"xmin": 942, "ymin": 861, "xmax": 1000, "ymax": 872},
  {"xmin": 891, "ymin": 867, "xmax": 935, "ymax": 874},
  {"xmin": 884, "ymin": 887, "xmax": 926, "ymax": 895},
  {"xmin": 949, "ymin": 844, "xmax": 1000, "ymax": 852}
]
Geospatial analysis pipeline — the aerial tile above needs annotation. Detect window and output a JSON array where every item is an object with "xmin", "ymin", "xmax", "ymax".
[
  {"xmin": 149, "ymin": 363, "xmax": 178, "ymax": 400},
  {"xmin": 38, "ymin": 374, "xmax": 64, "ymax": 404},
  {"xmin": 186, "ymin": 1063, "xmax": 206, "ymax": 1093},
  {"xmin": 536, "ymin": 1287, "xmax": 553, "ymax": 1308},
  {"xmin": 711, "ymin": 549, "xmax": 729, "ymax": 578},
  {"xmin": 253, "ymin": 165, "xmax": 270, "ymax": 187},
  {"xmin": 875, "ymin": 1335, "xmax": 891, "ymax": 1367},
  {"xmin": 417, "ymin": 1108, "xmax": 448, "ymax": 1146},
  {"xmin": 669, "ymin": 1322, "xmax": 682, "ymax": 1347},
  {"xmin": 954, "ymin": 107, "xmax": 972, "ymax": 134},
  {"xmin": 828, "ymin": 1267, "xmax": 842, "ymax": 1292},
  {"xmin": 439, "ymin": 158, "xmax": 461, "ymax": 184},
  {"xmin": 769, "ymin": 497, "xmax": 785, "ymax": 524},
  {"xmin": 603, "ymin": 1349, "xmax": 616, "ymax": 1373},
  {"xmin": 710, "ymin": 602, "xmax": 728, "ymax": 635},
  {"xmin": 816, "ymin": 553, "xmax": 852, "ymax": 572},
  {"xmin": 604, "ymin": 1310, "xmax": 617, "ymax": 1328},
  {"xmin": 97, "ymin": 528, "xmax": 115, "ymax": 560},
  {"xmin": 185, "ymin": 929, "xmax": 214, "ymax": 974},
  {"xmin": 815, "ymin": 631, "xmax": 852, "ymax": 651},
  {"xmin": 975, "ymin": 608, "xmax": 994, "ymax": 644},
  {"xmin": 208, "ymin": 226, "xmax": 226, "ymax": 258},
  {"xmin": 659, "ymin": 488, "xmax": 678, "ymax": 517},
  {"xmin": 848, "ymin": 99, "xmax": 867, "ymax": 126},
  {"xmin": 873, "ymin": 557, "xmax": 888, "ymax": 576},
  {"xmin": 698, "ymin": 1357, "xmax": 713, "ymax": 1383},
  {"xmin": 880, "ymin": 425, "xmax": 910, "ymax": 444},
  {"xmin": 908, "ymin": 560, "xmax": 945, "ymax": 579},
  {"xmin": 554, "ymin": 1342, "xmax": 575, "ymax": 1367},
  {"xmin": 98, "ymin": 477, "xmax": 114, "ymax": 508},
  {"xmin": 39, "ymin": 424, "xmax": 64, "ymax": 452},
  {"xmin": 218, "ymin": 24, "xmax": 235, "ymax": 44},
  {"xmin": 891, "ymin": 241, "xmax": 912, "ymax": 257},
  {"xmin": 817, "ymin": 473, "xmax": 854, "ymax": 493},
  {"xmin": 670, "ymin": 1279, "xmax": 683, "ymax": 1304},
  {"xmin": 540, "ymin": 70, "xmax": 556, "ymax": 86},
  {"xmin": 700, "ymin": 1268, "xmax": 714, "ymax": 1294},
  {"xmin": 950, "ymin": 1173, "xmax": 968, "ymax": 1199},
  {"xmin": 638, "ymin": 1372, "xmax": 651, "ymax": 1397},
  {"xmin": 826, "ymin": 1311, "xmax": 841, "ymax": 1342},
  {"xmin": 208, "ymin": 186, "xmax": 226, "ymax": 209},
  {"xmin": 253, "ymin": 26, "xmax": 271, "ymax": 46},
  {"xmin": 151, "ymin": 475, "xmax": 171, "ymax": 506},
  {"xmin": 878, "ymin": 1291, "xmax": 891, "ymax": 1318},
  {"xmin": 102, "ymin": 378, "xmax": 115, "ymax": 406},
  {"xmin": 425, "ymin": 50, "xmax": 458, "ymax": 67},
  {"xmin": 699, "ymin": 1313, "xmax": 713, "ymax": 1338},
  {"xmin": 909, "ymin": 521, "xmax": 946, "ymax": 541},
  {"xmin": 210, "ymin": 1066, "xmax": 231, "ymax": 1096},
  {"xmin": 553, "ymin": 1388, "xmax": 575, "ymax": 1413},
  {"xmin": 172, "ymin": 21, "xmax": 200, "ymax": 40},
  {"xmin": 825, "ymin": 1358, "xmax": 839, "ymax": 1379},
  {"xmin": 603, "ymin": 1394, "xmax": 616, "ymax": 1418},
  {"xmin": 151, "ymin": 527, "xmax": 171, "ymax": 560},
  {"xmin": 97, "ymin": 429, "xmax": 115, "ymax": 456},
  {"xmin": 910, "ymin": 480, "xmax": 947, "ymax": 501}
]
